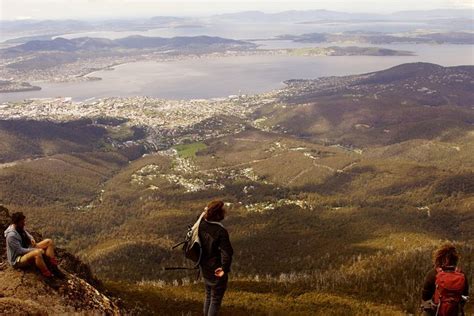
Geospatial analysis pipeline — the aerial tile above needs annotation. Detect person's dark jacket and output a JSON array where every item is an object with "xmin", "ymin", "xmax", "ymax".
[
  {"xmin": 422, "ymin": 266, "xmax": 469, "ymax": 301},
  {"xmin": 198, "ymin": 219, "xmax": 233, "ymax": 280}
]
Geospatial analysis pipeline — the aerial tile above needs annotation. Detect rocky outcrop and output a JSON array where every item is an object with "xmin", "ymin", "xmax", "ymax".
[{"xmin": 0, "ymin": 205, "xmax": 120, "ymax": 315}]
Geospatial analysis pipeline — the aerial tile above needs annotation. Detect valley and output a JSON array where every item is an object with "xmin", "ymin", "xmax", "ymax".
[{"xmin": 0, "ymin": 62, "xmax": 472, "ymax": 314}]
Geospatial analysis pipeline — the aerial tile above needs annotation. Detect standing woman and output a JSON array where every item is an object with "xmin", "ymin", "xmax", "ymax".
[{"xmin": 199, "ymin": 200, "xmax": 234, "ymax": 316}]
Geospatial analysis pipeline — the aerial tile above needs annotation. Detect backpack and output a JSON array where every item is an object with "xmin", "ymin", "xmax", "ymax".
[
  {"xmin": 181, "ymin": 212, "xmax": 205, "ymax": 267},
  {"xmin": 433, "ymin": 267, "xmax": 466, "ymax": 316},
  {"xmin": 165, "ymin": 212, "xmax": 205, "ymax": 272}
]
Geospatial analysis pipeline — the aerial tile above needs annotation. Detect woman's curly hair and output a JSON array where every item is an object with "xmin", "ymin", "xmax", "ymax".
[
  {"xmin": 205, "ymin": 200, "xmax": 226, "ymax": 222},
  {"xmin": 433, "ymin": 243, "xmax": 459, "ymax": 268}
]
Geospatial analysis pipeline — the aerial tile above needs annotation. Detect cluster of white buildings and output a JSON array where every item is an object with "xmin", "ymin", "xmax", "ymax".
[{"xmin": 0, "ymin": 94, "xmax": 269, "ymax": 128}]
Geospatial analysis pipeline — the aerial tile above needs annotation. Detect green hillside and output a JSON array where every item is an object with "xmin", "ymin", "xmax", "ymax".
[{"xmin": 0, "ymin": 63, "xmax": 472, "ymax": 314}]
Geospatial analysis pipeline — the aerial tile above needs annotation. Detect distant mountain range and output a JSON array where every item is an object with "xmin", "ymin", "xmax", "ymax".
[
  {"xmin": 4, "ymin": 35, "xmax": 255, "ymax": 53},
  {"xmin": 213, "ymin": 9, "xmax": 473, "ymax": 22},
  {"xmin": 280, "ymin": 31, "xmax": 474, "ymax": 45},
  {"xmin": 1, "ymin": 9, "xmax": 472, "ymax": 40},
  {"xmin": 0, "ymin": 16, "xmax": 192, "ymax": 34}
]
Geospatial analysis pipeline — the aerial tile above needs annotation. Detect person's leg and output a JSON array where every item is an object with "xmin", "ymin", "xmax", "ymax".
[
  {"xmin": 35, "ymin": 238, "xmax": 55, "ymax": 259},
  {"xmin": 204, "ymin": 283, "xmax": 212, "ymax": 316},
  {"xmin": 17, "ymin": 249, "xmax": 52, "ymax": 277},
  {"xmin": 208, "ymin": 276, "xmax": 228, "ymax": 316},
  {"xmin": 36, "ymin": 238, "xmax": 61, "ymax": 270},
  {"xmin": 36, "ymin": 238, "xmax": 65, "ymax": 279}
]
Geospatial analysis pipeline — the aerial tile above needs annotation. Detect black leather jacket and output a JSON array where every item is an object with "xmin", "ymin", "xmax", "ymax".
[{"xmin": 198, "ymin": 220, "xmax": 233, "ymax": 280}]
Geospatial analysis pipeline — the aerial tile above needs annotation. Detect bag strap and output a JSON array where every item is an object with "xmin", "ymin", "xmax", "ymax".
[
  {"xmin": 204, "ymin": 219, "xmax": 225, "ymax": 228},
  {"xmin": 171, "ymin": 240, "xmax": 186, "ymax": 249},
  {"xmin": 196, "ymin": 212, "xmax": 206, "ymax": 225}
]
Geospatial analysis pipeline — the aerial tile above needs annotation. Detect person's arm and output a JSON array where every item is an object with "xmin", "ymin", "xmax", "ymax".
[
  {"xmin": 422, "ymin": 269, "xmax": 436, "ymax": 301},
  {"xmin": 6, "ymin": 235, "xmax": 36, "ymax": 255},
  {"xmin": 463, "ymin": 272, "xmax": 469, "ymax": 296},
  {"xmin": 218, "ymin": 228, "xmax": 233, "ymax": 274},
  {"xmin": 25, "ymin": 229, "xmax": 36, "ymax": 246}
]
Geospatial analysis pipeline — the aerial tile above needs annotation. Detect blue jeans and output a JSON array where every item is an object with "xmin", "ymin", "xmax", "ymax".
[{"xmin": 203, "ymin": 275, "xmax": 228, "ymax": 316}]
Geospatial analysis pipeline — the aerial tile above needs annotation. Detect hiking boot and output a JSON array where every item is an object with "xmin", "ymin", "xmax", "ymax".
[
  {"xmin": 41, "ymin": 269, "xmax": 53, "ymax": 278},
  {"xmin": 43, "ymin": 274, "xmax": 61, "ymax": 290},
  {"xmin": 51, "ymin": 265, "xmax": 66, "ymax": 280},
  {"xmin": 44, "ymin": 256, "xmax": 65, "ymax": 279}
]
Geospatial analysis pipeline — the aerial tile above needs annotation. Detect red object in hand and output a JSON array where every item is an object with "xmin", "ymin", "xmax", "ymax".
[{"xmin": 214, "ymin": 268, "xmax": 224, "ymax": 278}]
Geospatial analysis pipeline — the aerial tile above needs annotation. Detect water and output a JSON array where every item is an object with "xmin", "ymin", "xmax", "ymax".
[{"xmin": 1, "ymin": 42, "xmax": 472, "ymax": 102}]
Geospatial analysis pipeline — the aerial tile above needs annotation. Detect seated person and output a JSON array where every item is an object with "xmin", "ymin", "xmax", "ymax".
[{"xmin": 4, "ymin": 211, "xmax": 62, "ymax": 278}]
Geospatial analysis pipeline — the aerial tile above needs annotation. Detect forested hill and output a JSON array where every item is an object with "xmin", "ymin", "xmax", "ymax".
[{"xmin": 0, "ymin": 62, "xmax": 472, "ymax": 314}]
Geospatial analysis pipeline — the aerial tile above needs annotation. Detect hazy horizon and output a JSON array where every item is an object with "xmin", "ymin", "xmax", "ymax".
[{"xmin": 1, "ymin": 0, "xmax": 473, "ymax": 21}]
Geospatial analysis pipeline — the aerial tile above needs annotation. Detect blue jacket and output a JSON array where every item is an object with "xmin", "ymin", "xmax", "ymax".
[{"xmin": 4, "ymin": 225, "xmax": 35, "ymax": 266}]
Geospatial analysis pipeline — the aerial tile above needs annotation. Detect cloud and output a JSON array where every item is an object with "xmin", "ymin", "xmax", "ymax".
[
  {"xmin": 14, "ymin": 16, "xmax": 33, "ymax": 20},
  {"xmin": 1, "ymin": 0, "xmax": 472, "ymax": 20},
  {"xmin": 449, "ymin": 0, "xmax": 474, "ymax": 7}
]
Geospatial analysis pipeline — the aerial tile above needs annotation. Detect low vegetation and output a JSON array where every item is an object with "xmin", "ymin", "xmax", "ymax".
[
  {"xmin": 173, "ymin": 142, "xmax": 208, "ymax": 159},
  {"xmin": 0, "ymin": 63, "xmax": 472, "ymax": 314}
]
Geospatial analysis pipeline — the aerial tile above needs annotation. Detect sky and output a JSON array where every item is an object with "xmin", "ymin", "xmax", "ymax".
[{"xmin": 1, "ymin": 0, "xmax": 473, "ymax": 20}]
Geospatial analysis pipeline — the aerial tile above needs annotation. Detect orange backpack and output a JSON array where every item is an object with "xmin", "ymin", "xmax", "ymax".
[{"xmin": 433, "ymin": 267, "xmax": 466, "ymax": 316}]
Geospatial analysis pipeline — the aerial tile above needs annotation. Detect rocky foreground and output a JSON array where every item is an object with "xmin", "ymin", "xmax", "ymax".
[{"xmin": 0, "ymin": 206, "xmax": 120, "ymax": 315}]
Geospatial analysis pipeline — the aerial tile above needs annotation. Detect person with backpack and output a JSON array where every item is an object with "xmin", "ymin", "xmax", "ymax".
[
  {"xmin": 421, "ymin": 244, "xmax": 469, "ymax": 316},
  {"xmin": 198, "ymin": 200, "xmax": 234, "ymax": 316}
]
